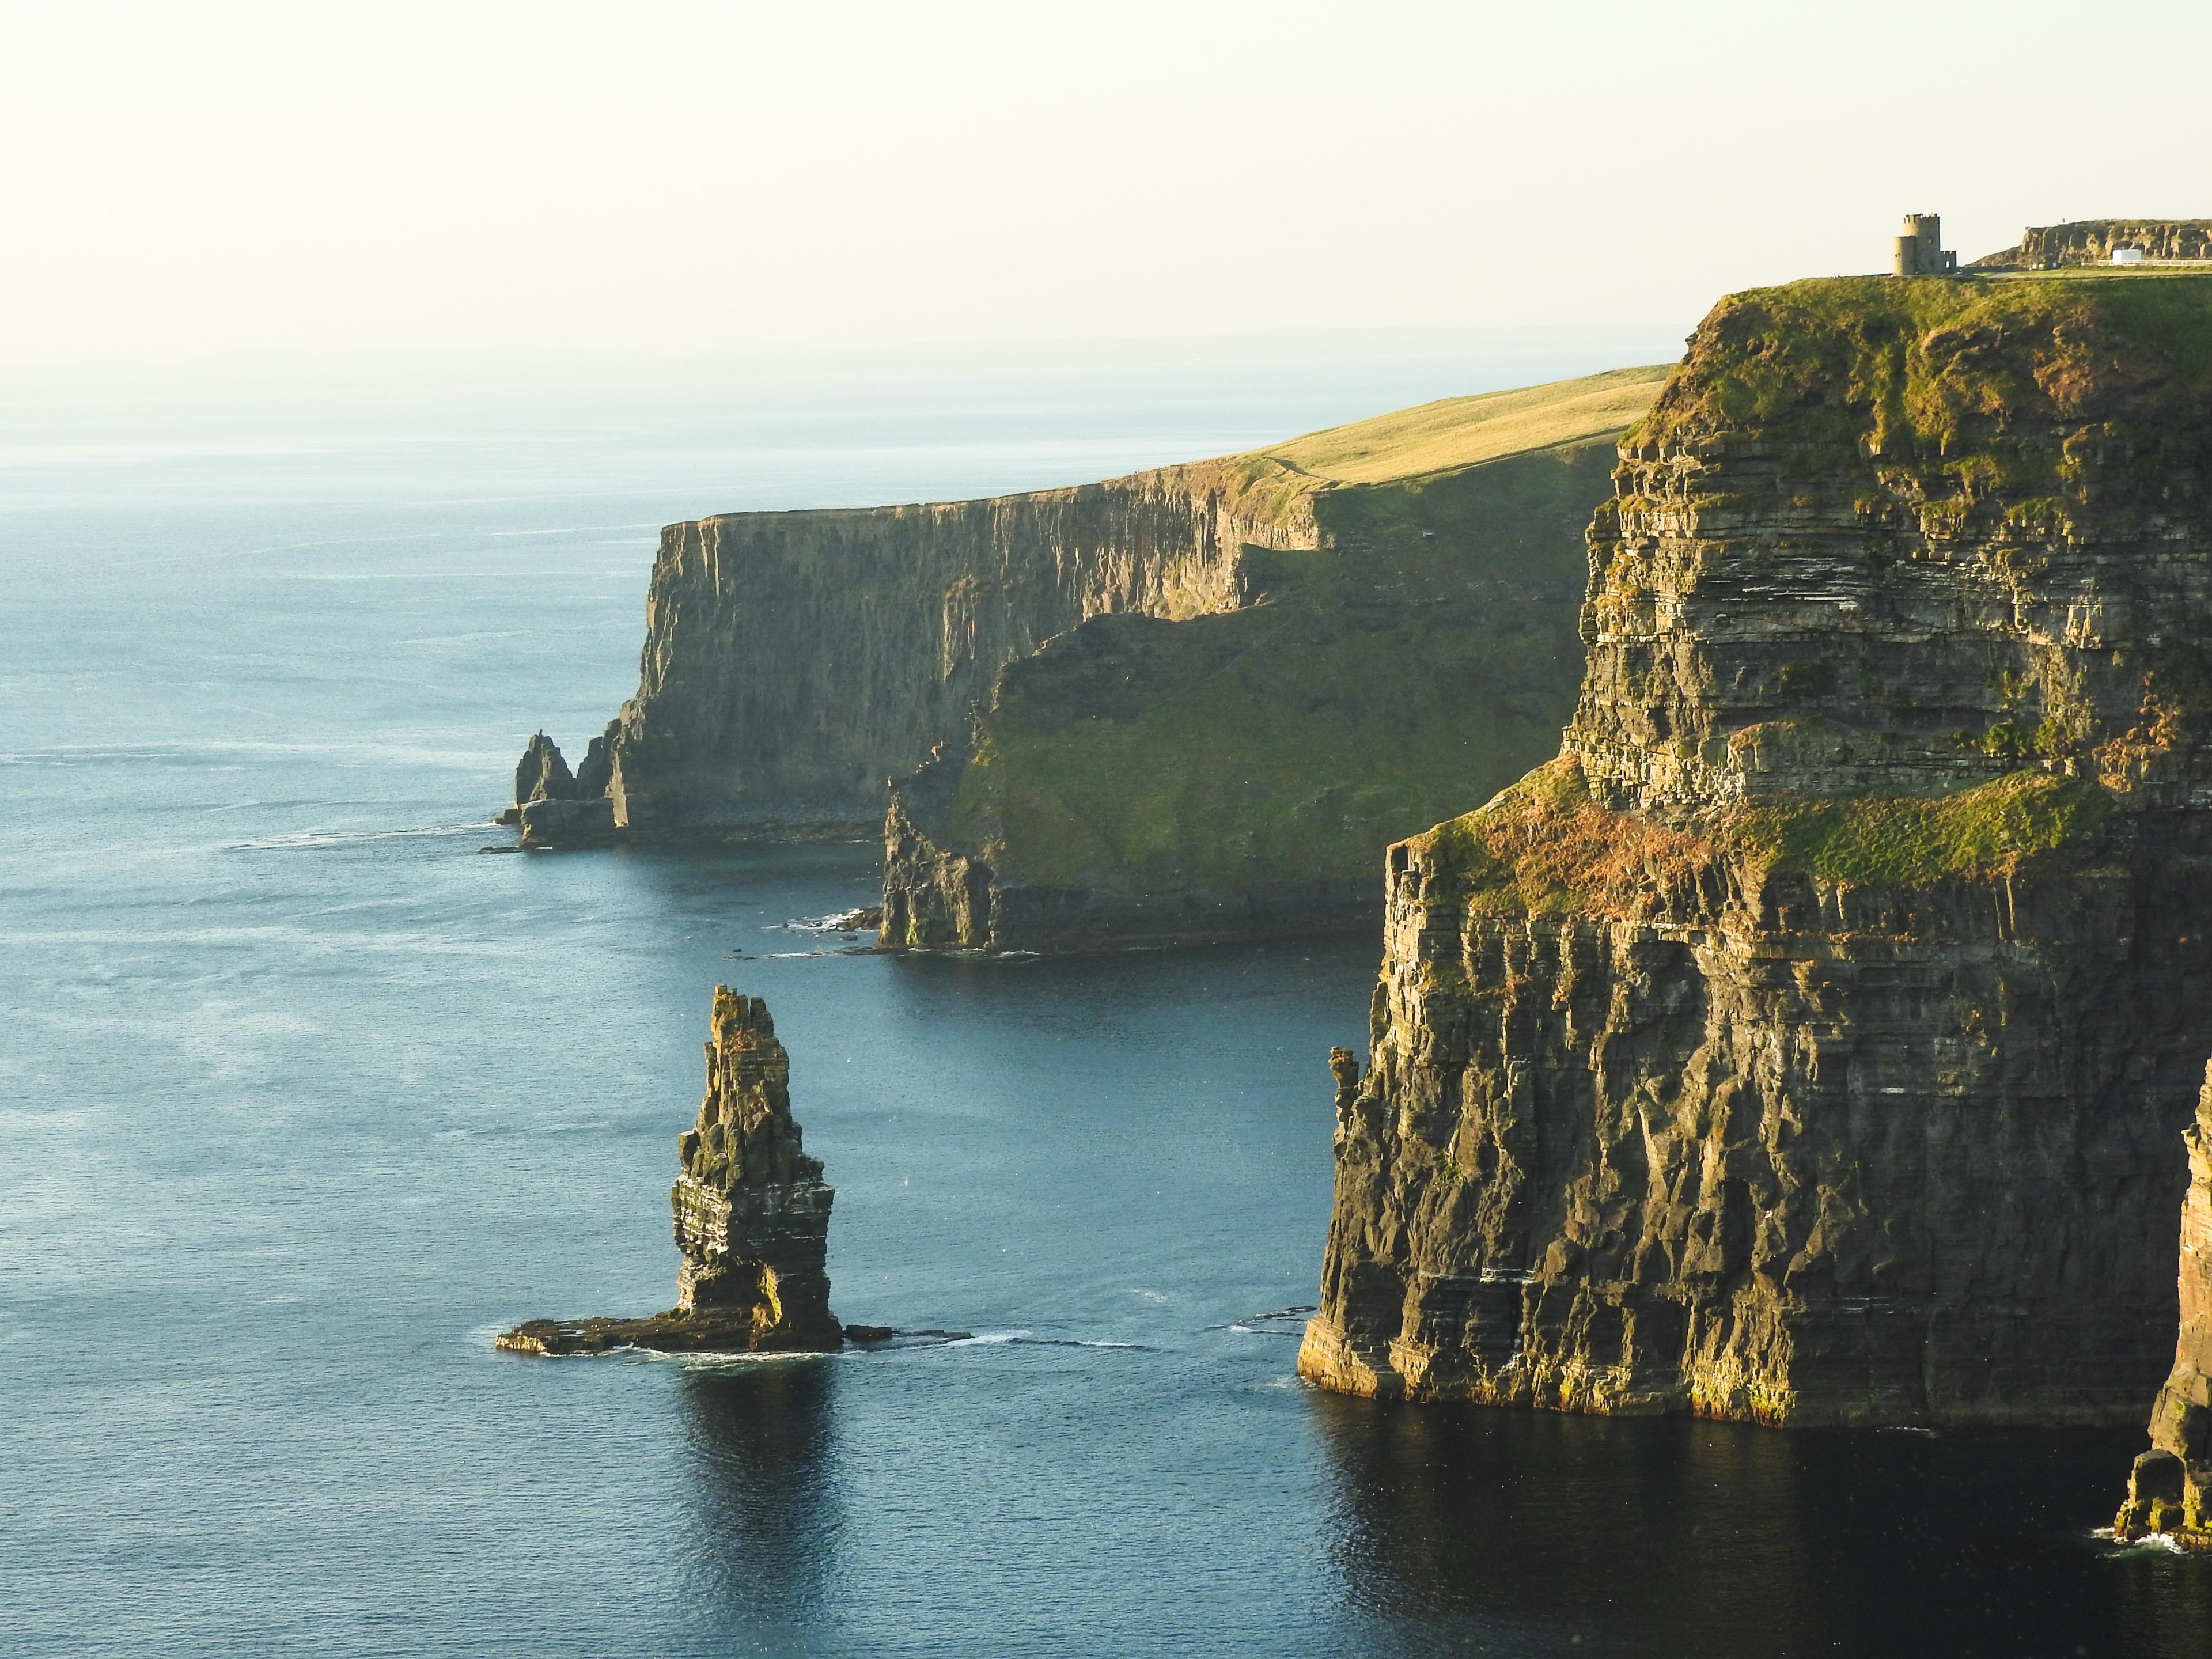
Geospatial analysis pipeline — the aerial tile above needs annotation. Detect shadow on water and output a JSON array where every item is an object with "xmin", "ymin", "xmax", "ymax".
[
  {"xmin": 676, "ymin": 1361, "xmax": 843, "ymax": 1646},
  {"xmin": 1311, "ymin": 1395, "xmax": 2212, "ymax": 1659}
]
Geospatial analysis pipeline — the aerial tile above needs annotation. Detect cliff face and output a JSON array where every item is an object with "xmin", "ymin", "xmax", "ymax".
[
  {"xmin": 571, "ymin": 461, "xmax": 1319, "ymax": 838},
  {"xmin": 499, "ymin": 986, "xmax": 842, "ymax": 1355},
  {"xmin": 1302, "ymin": 272, "xmax": 2212, "ymax": 1426},
  {"xmin": 1974, "ymin": 219, "xmax": 2212, "ymax": 270},
  {"xmin": 2116, "ymin": 1063, "xmax": 2212, "ymax": 1547},
  {"xmin": 878, "ymin": 372, "xmax": 1666, "ymax": 952}
]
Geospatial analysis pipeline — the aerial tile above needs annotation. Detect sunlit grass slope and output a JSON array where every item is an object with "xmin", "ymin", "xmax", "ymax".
[
  {"xmin": 1256, "ymin": 363, "xmax": 1672, "ymax": 484},
  {"xmin": 934, "ymin": 366, "xmax": 1671, "ymax": 910}
]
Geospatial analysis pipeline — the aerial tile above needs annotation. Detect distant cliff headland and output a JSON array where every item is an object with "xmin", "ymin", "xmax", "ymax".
[{"xmin": 513, "ymin": 365, "xmax": 1667, "ymax": 948}]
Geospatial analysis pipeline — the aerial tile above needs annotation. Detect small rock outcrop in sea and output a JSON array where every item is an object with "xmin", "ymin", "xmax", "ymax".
[
  {"xmin": 504, "ymin": 730, "xmax": 616, "ymax": 846},
  {"xmin": 498, "ymin": 987, "xmax": 844, "ymax": 1355},
  {"xmin": 2116, "ymin": 1063, "xmax": 2212, "ymax": 1550}
]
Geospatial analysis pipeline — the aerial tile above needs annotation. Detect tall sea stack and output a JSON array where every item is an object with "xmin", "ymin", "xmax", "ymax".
[
  {"xmin": 2116, "ymin": 1063, "xmax": 2212, "ymax": 1547},
  {"xmin": 499, "ymin": 987, "xmax": 843, "ymax": 1354},
  {"xmin": 1302, "ymin": 271, "xmax": 2212, "ymax": 1426}
]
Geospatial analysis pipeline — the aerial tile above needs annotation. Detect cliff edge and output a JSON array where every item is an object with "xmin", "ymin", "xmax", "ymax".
[
  {"xmin": 877, "ymin": 369, "xmax": 1666, "ymax": 950},
  {"xmin": 1302, "ymin": 271, "xmax": 2212, "ymax": 1426},
  {"xmin": 512, "ymin": 368, "xmax": 1662, "ymax": 847}
]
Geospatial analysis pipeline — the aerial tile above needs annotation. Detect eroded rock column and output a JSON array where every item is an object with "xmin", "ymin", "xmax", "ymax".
[
  {"xmin": 497, "ymin": 986, "xmax": 843, "ymax": 1354},
  {"xmin": 2117, "ymin": 1063, "xmax": 2212, "ymax": 1549},
  {"xmin": 669, "ymin": 988, "xmax": 842, "ymax": 1347}
]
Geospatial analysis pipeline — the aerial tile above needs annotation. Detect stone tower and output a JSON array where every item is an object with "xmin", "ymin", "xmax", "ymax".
[{"xmin": 1892, "ymin": 212, "xmax": 1958, "ymax": 275}]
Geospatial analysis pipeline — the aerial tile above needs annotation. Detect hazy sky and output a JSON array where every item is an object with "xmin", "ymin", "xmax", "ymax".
[{"xmin": 8, "ymin": 1, "xmax": 2210, "ymax": 362}]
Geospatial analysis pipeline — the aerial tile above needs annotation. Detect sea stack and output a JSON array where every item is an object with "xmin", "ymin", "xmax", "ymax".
[
  {"xmin": 2116, "ymin": 1064, "xmax": 2212, "ymax": 1550},
  {"xmin": 505, "ymin": 730, "xmax": 616, "ymax": 846},
  {"xmin": 498, "ymin": 987, "xmax": 843, "ymax": 1355}
]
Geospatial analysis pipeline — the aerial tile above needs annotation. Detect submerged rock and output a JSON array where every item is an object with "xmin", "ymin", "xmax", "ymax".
[{"xmin": 498, "ymin": 987, "xmax": 843, "ymax": 1355}]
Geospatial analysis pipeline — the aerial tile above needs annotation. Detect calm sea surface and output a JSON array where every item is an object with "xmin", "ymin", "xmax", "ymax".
[{"xmin": 4, "ymin": 343, "xmax": 2209, "ymax": 1657}]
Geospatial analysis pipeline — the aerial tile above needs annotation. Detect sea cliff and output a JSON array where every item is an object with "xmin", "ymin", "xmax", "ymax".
[
  {"xmin": 878, "ymin": 370, "xmax": 1665, "ymax": 950},
  {"xmin": 1302, "ymin": 272, "xmax": 2212, "ymax": 1425},
  {"xmin": 531, "ymin": 457, "xmax": 1322, "ymax": 840},
  {"xmin": 516, "ymin": 368, "xmax": 1662, "ymax": 850}
]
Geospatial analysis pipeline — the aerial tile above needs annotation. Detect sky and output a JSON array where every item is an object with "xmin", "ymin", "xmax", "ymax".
[{"xmin": 6, "ymin": 0, "xmax": 2211, "ymax": 363}]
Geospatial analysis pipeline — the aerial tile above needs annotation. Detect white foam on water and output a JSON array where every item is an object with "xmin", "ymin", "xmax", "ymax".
[
  {"xmin": 670, "ymin": 1347, "xmax": 838, "ymax": 1371},
  {"xmin": 224, "ymin": 822, "xmax": 492, "ymax": 851}
]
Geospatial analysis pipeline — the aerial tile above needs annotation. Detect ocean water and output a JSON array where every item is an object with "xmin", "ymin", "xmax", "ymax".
[{"xmin": 4, "ymin": 342, "xmax": 2210, "ymax": 1658}]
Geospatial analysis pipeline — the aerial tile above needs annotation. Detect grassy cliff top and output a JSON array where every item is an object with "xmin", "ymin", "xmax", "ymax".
[
  {"xmin": 1637, "ymin": 272, "xmax": 2212, "ymax": 465},
  {"xmin": 934, "ymin": 432, "xmax": 1619, "ymax": 897},
  {"xmin": 1249, "ymin": 363, "xmax": 1672, "ymax": 486},
  {"xmin": 692, "ymin": 363, "xmax": 1673, "ymax": 532},
  {"xmin": 1415, "ymin": 758, "xmax": 2113, "ymax": 917}
]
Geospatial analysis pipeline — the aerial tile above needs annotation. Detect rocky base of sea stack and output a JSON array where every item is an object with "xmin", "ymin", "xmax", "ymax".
[
  {"xmin": 498, "ymin": 1310, "xmax": 860, "ymax": 1355},
  {"xmin": 2114, "ymin": 1448, "xmax": 2212, "ymax": 1552}
]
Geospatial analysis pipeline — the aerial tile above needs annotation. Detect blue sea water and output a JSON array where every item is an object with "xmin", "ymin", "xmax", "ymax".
[{"xmin": 4, "ymin": 338, "xmax": 2210, "ymax": 1658}]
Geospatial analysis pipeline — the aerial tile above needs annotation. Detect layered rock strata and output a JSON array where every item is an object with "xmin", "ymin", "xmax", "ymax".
[
  {"xmin": 1973, "ymin": 219, "xmax": 2212, "ymax": 270},
  {"xmin": 1302, "ymin": 271, "xmax": 2212, "ymax": 1426},
  {"xmin": 506, "ymin": 731, "xmax": 615, "ymax": 846},
  {"xmin": 517, "ymin": 460, "xmax": 1321, "ymax": 842},
  {"xmin": 499, "ymin": 987, "xmax": 845, "ymax": 1355},
  {"xmin": 878, "ymin": 373, "xmax": 1668, "ymax": 951},
  {"xmin": 2115, "ymin": 1064, "xmax": 2212, "ymax": 1548},
  {"xmin": 514, "ymin": 367, "xmax": 1666, "ymax": 850}
]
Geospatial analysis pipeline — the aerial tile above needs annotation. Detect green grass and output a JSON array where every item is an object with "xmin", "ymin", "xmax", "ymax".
[
  {"xmin": 920, "ymin": 368, "xmax": 1676, "ymax": 903},
  {"xmin": 1124, "ymin": 364, "xmax": 1673, "ymax": 534},
  {"xmin": 1258, "ymin": 364, "xmax": 1672, "ymax": 485},
  {"xmin": 1415, "ymin": 760, "xmax": 2116, "ymax": 912},
  {"xmin": 957, "ymin": 603, "xmax": 1575, "ymax": 892},
  {"xmin": 1415, "ymin": 759, "xmax": 1718, "ymax": 916},
  {"xmin": 1634, "ymin": 273, "xmax": 2212, "ymax": 501},
  {"xmin": 1732, "ymin": 771, "xmax": 2112, "ymax": 885},
  {"xmin": 942, "ymin": 435, "xmax": 1619, "ymax": 896}
]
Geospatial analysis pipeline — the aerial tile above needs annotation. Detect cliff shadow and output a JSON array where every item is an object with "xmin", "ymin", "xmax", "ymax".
[
  {"xmin": 673, "ymin": 1359, "xmax": 844, "ymax": 1641},
  {"xmin": 1309, "ymin": 1395, "xmax": 2212, "ymax": 1658}
]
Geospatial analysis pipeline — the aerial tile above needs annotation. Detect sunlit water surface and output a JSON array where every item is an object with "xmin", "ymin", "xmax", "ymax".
[{"xmin": 3, "ymin": 352, "xmax": 2208, "ymax": 1657}]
